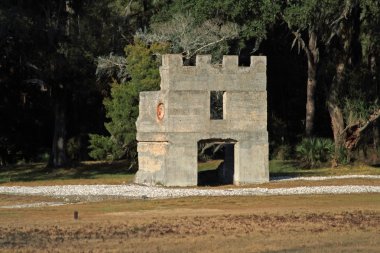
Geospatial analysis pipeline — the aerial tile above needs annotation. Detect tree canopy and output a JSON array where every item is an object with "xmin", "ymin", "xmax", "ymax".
[{"xmin": 1, "ymin": 0, "xmax": 379, "ymax": 168}]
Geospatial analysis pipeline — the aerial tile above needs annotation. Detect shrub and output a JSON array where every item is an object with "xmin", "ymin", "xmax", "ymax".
[
  {"xmin": 336, "ymin": 146, "xmax": 351, "ymax": 165},
  {"xmin": 296, "ymin": 138, "xmax": 334, "ymax": 168},
  {"xmin": 271, "ymin": 144, "xmax": 293, "ymax": 160},
  {"xmin": 88, "ymin": 134, "xmax": 122, "ymax": 160},
  {"xmin": 67, "ymin": 137, "xmax": 81, "ymax": 161},
  {"xmin": 88, "ymin": 39, "xmax": 168, "ymax": 162}
]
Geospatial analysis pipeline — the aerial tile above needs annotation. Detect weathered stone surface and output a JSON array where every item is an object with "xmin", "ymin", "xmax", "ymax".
[{"xmin": 135, "ymin": 54, "xmax": 268, "ymax": 186}]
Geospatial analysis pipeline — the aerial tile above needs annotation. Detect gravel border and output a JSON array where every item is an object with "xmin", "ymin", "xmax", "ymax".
[
  {"xmin": 0, "ymin": 202, "xmax": 67, "ymax": 209},
  {"xmin": 0, "ymin": 175, "xmax": 379, "ymax": 201},
  {"xmin": 0, "ymin": 175, "xmax": 380, "ymax": 200},
  {"xmin": 1, "ymin": 184, "xmax": 380, "ymax": 199},
  {"xmin": 271, "ymin": 175, "xmax": 380, "ymax": 181}
]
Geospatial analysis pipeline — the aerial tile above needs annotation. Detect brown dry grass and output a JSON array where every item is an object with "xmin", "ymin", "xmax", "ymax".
[{"xmin": 0, "ymin": 194, "xmax": 379, "ymax": 252}]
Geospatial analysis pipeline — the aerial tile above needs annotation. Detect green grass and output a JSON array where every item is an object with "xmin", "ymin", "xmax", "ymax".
[
  {"xmin": 269, "ymin": 159, "xmax": 380, "ymax": 177},
  {"xmin": 197, "ymin": 159, "xmax": 223, "ymax": 172},
  {"xmin": 1, "ymin": 159, "xmax": 379, "ymax": 185},
  {"xmin": 198, "ymin": 159, "xmax": 380, "ymax": 178},
  {"xmin": 0, "ymin": 160, "xmax": 135, "ymax": 185}
]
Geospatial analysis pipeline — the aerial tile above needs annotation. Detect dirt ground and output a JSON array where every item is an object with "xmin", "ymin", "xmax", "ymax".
[{"xmin": 0, "ymin": 193, "xmax": 379, "ymax": 252}]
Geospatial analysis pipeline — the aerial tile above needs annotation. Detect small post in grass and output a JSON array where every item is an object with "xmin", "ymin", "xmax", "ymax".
[{"xmin": 74, "ymin": 211, "xmax": 79, "ymax": 220}]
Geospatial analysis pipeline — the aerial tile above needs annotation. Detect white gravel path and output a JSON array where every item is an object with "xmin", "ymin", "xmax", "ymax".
[
  {"xmin": 271, "ymin": 174, "xmax": 380, "ymax": 181},
  {"xmin": 0, "ymin": 175, "xmax": 379, "ymax": 200},
  {"xmin": 0, "ymin": 202, "xmax": 67, "ymax": 209}
]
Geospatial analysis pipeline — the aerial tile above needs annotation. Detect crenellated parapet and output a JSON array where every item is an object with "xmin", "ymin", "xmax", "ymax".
[
  {"xmin": 160, "ymin": 54, "xmax": 266, "ymax": 91},
  {"xmin": 161, "ymin": 54, "xmax": 266, "ymax": 70}
]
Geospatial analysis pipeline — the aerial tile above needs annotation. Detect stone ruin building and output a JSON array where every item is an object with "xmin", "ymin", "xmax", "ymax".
[{"xmin": 135, "ymin": 54, "xmax": 268, "ymax": 186}]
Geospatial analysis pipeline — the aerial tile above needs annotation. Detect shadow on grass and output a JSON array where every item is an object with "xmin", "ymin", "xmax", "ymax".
[
  {"xmin": 3, "ymin": 159, "xmax": 379, "ymax": 184},
  {"xmin": 198, "ymin": 160, "xmax": 327, "ymax": 185},
  {"xmin": 68, "ymin": 160, "xmax": 136, "ymax": 179},
  {"xmin": 269, "ymin": 160, "xmax": 329, "ymax": 179},
  {"xmin": 0, "ymin": 160, "xmax": 135, "ymax": 183}
]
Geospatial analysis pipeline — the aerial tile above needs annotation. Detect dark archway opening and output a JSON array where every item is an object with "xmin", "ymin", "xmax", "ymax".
[{"xmin": 197, "ymin": 139, "xmax": 235, "ymax": 186}]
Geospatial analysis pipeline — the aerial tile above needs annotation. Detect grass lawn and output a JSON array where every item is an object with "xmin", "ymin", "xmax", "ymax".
[
  {"xmin": 1, "ymin": 161, "xmax": 379, "ymax": 252},
  {"xmin": 0, "ymin": 160, "xmax": 135, "ymax": 185},
  {"xmin": 199, "ymin": 159, "xmax": 380, "ymax": 177},
  {"xmin": 269, "ymin": 160, "xmax": 380, "ymax": 177},
  {"xmin": 0, "ymin": 159, "xmax": 379, "ymax": 186},
  {"xmin": 0, "ymin": 194, "xmax": 379, "ymax": 252}
]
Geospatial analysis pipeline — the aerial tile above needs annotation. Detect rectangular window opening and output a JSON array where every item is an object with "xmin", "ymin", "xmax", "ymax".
[{"xmin": 210, "ymin": 91, "xmax": 225, "ymax": 120}]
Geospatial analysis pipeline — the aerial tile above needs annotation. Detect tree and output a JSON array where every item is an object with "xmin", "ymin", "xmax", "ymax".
[
  {"xmin": 145, "ymin": 0, "xmax": 280, "ymax": 58},
  {"xmin": 42, "ymin": 0, "xmax": 128, "ymax": 167},
  {"xmin": 282, "ymin": 0, "xmax": 344, "ymax": 137},
  {"xmin": 0, "ymin": 0, "xmax": 127, "ymax": 167},
  {"xmin": 2, "ymin": 0, "xmax": 379, "ymax": 168},
  {"xmin": 136, "ymin": 13, "xmax": 239, "ymax": 60},
  {"xmin": 281, "ymin": 0, "xmax": 380, "ymax": 162},
  {"xmin": 359, "ymin": 0, "xmax": 380, "ymax": 153},
  {"xmin": 0, "ymin": 0, "xmax": 54, "ymax": 165},
  {"xmin": 89, "ymin": 39, "xmax": 168, "ymax": 164},
  {"xmin": 331, "ymin": 0, "xmax": 380, "ymax": 161}
]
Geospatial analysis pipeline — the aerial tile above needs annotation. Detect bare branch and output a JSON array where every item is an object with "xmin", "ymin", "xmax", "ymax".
[
  {"xmin": 125, "ymin": 0, "xmax": 134, "ymax": 16},
  {"xmin": 96, "ymin": 54, "xmax": 128, "ymax": 83},
  {"xmin": 135, "ymin": 13, "xmax": 239, "ymax": 58},
  {"xmin": 187, "ymin": 36, "xmax": 229, "ymax": 59}
]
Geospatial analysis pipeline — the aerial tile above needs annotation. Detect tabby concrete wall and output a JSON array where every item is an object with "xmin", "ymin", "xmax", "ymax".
[{"xmin": 135, "ymin": 54, "xmax": 268, "ymax": 186}]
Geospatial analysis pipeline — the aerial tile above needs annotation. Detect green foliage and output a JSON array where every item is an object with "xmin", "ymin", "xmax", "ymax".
[
  {"xmin": 150, "ymin": 0, "xmax": 280, "ymax": 55},
  {"xmin": 343, "ymin": 98, "xmax": 373, "ymax": 126},
  {"xmin": 341, "ymin": 67, "xmax": 379, "ymax": 126},
  {"xmin": 272, "ymin": 145, "xmax": 293, "ymax": 160},
  {"xmin": 136, "ymin": 13, "xmax": 239, "ymax": 60},
  {"xmin": 88, "ymin": 134, "xmax": 120, "ymax": 160},
  {"xmin": 89, "ymin": 39, "xmax": 169, "ymax": 161},
  {"xmin": 336, "ymin": 146, "xmax": 351, "ymax": 165},
  {"xmin": 360, "ymin": 0, "xmax": 380, "ymax": 58},
  {"xmin": 284, "ymin": 0, "xmax": 342, "ymax": 32},
  {"xmin": 67, "ymin": 137, "xmax": 81, "ymax": 161},
  {"xmin": 268, "ymin": 114, "xmax": 288, "ymax": 158},
  {"xmin": 296, "ymin": 138, "xmax": 334, "ymax": 168},
  {"xmin": 2, "ymin": 0, "xmax": 380, "ymax": 168},
  {"xmin": 0, "ymin": 0, "xmax": 130, "ymax": 166}
]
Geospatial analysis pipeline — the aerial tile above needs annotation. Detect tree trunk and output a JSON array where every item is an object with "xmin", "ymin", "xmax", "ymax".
[
  {"xmin": 48, "ymin": 98, "xmax": 68, "ymax": 168},
  {"xmin": 327, "ymin": 62, "xmax": 346, "ymax": 159},
  {"xmin": 305, "ymin": 31, "xmax": 318, "ymax": 137},
  {"xmin": 370, "ymin": 55, "xmax": 379, "ymax": 160},
  {"xmin": 46, "ymin": 1, "xmax": 70, "ymax": 168},
  {"xmin": 328, "ymin": 105, "xmax": 345, "ymax": 154},
  {"xmin": 374, "ymin": 126, "xmax": 379, "ymax": 162},
  {"xmin": 326, "ymin": 2, "xmax": 361, "ymax": 162}
]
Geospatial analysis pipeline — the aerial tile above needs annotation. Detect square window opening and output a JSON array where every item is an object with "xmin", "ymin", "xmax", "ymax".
[{"xmin": 210, "ymin": 91, "xmax": 225, "ymax": 120}]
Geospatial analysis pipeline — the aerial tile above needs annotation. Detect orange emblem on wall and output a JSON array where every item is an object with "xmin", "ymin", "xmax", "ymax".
[{"xmin": 156, "ymin": 103, "xmax": 165, "ymax": 121}]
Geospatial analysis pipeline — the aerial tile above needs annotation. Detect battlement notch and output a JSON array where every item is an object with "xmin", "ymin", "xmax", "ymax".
[{"xmin": 161, "ymin": 54, "xmax": 266, "ymax": 72}]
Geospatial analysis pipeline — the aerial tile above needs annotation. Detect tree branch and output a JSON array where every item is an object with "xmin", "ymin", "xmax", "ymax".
[
  {"xmin": 291, "ymin": 31, "xmax": 313, "ymax": 63},
  {"xmin": 187, "ymin": 36, "xmax": 229, "ymax": 59},
  {"xmin": 344, "ymin": 108, "xmax": 380, "ymax": 150}
]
